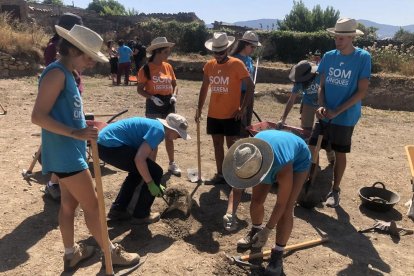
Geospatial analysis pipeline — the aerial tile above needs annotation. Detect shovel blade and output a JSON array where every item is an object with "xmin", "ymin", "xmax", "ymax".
[{"xmin": 187, "ymin": 168, "xmax": 202, "ymax": 183}]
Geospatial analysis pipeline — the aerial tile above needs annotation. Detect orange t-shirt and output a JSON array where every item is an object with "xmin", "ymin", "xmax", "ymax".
[
  {"xmin": 204, "ymin": 57, "xmax": 250, "ymax": 119},
  {"xmin": 137, "ymin": 62, "xmax": 176, "ymax": 96}
]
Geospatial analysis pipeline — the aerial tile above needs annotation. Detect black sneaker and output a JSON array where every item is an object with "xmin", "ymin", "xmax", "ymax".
[
  {"xmin": 107, "ymin": 209, "xmax": 132, "ymax": 221},
  {"xmin": 264, "ymin": 250, "xmax": 284, "ymax": 276},
  {"xmin": 236, "ymin": 226, "xmax": 262, "ymax": 249},
  {"xmin": 204, "ymin": 173, "xmax": 226, "ymax": 185}
]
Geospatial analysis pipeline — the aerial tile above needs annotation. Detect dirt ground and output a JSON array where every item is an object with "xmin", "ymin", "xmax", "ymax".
[{"xmin": 0, "ymin": 76, "xmax": 413, "ymax": 276}]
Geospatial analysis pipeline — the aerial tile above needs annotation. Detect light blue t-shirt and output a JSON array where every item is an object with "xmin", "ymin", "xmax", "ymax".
[
  {"xmin": 234, "ymin": 53, "xmax": 254, "ymax": 93},
  {"xmin": 255, "ymin": 130, "xmax": 311, "ymax": 185},
  {"xmin": 40, "ymin": 61, "xmax": 88, "ymax": 174},
  {"xmin": 98, "ymin": 117, "xmax": 165, "ymax": 150},
  {"xmin": 317, "ymin": 48, "xmax": 371, "ymax": 126},
  {"xmin": 118, "ymin": 45, "xmax": 133, "ymax": 63},
  {"xmin": 291, "ymin": 74, "xmax": 320, "ymax": 107}
]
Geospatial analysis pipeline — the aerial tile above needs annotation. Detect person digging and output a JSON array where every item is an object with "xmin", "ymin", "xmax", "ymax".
[{"xmin": 223, "ymin": 130, "xmax": 311, "ymax": 275}]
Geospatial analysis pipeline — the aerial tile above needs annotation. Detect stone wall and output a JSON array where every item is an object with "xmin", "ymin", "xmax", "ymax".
[{"xmin": 0, "ymin": 51, "xmax": 37, "ymax": 78}]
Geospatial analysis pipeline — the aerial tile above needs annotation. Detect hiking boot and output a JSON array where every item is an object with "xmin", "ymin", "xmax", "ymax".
[
  {"xmin": 168, "ymin": 161, "xmax": 182, "ymax": 177},
  {"xmin": 63, "ymin": 243, "xmax": 95, "ymax": 272},
  {"xmin": 223, "ymin": 213, "xmax": 238, "ymax": 232},
  {"xmin": 326, "ymin": 150, "xmax": 335, "ymax": 165},
  {"xmin": 325, "ymin": 189, "xmax": 340, "ymax": 208},
  {"xmin": 237, "ymin": 226, "xmax": 262, "ymax": 249},
  {"xmin": 107, "ymin": 209, "xmax": 132, "ymax": 221},
  {"xmin": 264, "ymin": 250, "xmax": 284, "ymax": 276},
  {"xmin": 109, "ymin": 243, "xmax": 140, "ymax": 267},
  {"xmin": 204, "ymin": 173, "xmax": 226, "ymax": 185},
  {"xmin": 131, "ymin": 212, "xmax": 160, "ymax": 225},
  {"xmin": 45, "ymin": 181, "xmax": 61, "ymax": 201}
]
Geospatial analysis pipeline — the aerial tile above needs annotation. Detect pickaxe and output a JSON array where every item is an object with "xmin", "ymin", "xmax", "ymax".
[{"xmin": 224, "ymin": 236, "xmax": 328, "ymax": 268}]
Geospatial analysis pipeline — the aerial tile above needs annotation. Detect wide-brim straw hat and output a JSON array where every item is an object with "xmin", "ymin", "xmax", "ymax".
[
  {"xmin": 239, "ymin": 30, "xmax": 262, "ymax": 47},
  {"xmin": 327, "ymin": 17, "xmax": 364, "ymax": 37},
  {"xmin": 157, "ymin": 113, "xmax": 191, "ymax": 140},
  {"xmin": 205, "ymin": 32, "xmax": 235, "ymax": 51},
  {"xmin": 223, "ymin": 137, "xmax": 274, "ymax": 189},
  {"xmin": 146, "ymin": 37, "xmax": 175, "ymax": 56},
  {"xmin": 289, "ymin": 60, "xmax": 318, "ymax": 83},
  {"xmin": 55, "ymin": 24, "xmax": 108, "ymax": 63}
]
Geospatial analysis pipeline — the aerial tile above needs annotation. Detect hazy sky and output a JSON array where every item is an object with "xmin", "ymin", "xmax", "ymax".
[{"xmin": 64, "ymin": 0, "xmax": 414, "ymax": 26}]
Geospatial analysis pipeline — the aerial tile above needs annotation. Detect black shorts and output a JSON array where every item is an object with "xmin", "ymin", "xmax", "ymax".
[
  {"xmin": 145, "ymin": 94, "xmax": 175, "ymax": 119},
  {"xmin": 308, "ymin": 120, "xmax": 354, "ymax": 153},
  {"xmin": 52, "ymin": 170, "xmax": 85, "ymax": 179},
  {"xmin": 207, "ymin": 117, "xmax": 241, "ymax": 136},
  {"xmin": 110, "ymin": 57, "xmax": 118, "ymax": 74}
]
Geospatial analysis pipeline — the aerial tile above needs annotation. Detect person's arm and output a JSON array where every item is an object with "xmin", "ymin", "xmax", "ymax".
[
  {"xmin": 137, "ymin": 83, "xmax": 153, "ymax": 99},
  {"xmin": 265, "ymin": 164, "xmax": 294, "ymax": 229},
  {"xmin": 278, "ymin": 92, "xmax": 299, "ymax": 125},
  {"xmin": 134, "ymin": 142, "xmax": 155, "ymax": 183},
  {"xmin": 195, "ymin": 74, "xmax": 210, "ymax": 122},
  {"xmin": 325, "ymin": 78, "xmax": 369, "ymax": 119},
  {"xmin": 31, "ymin": 69, "xmax": 97, "ymax": 140},
  {"xmin": 234, "ymin": 76, "xmax": 255, "ymax": 120}
]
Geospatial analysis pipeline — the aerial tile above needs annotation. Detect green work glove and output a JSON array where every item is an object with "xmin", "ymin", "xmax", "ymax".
[{"xmin": 147, "ymin": 181, "xmax": 165, "ymax": 197}]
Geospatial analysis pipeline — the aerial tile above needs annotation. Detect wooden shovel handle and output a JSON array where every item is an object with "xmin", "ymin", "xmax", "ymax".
[
  {"xmin": 240, "ymin": 236, "xmax": 329, "ymax": 262},
  {"xmin": 197, "ymin": 120, "xmax": 201, "ymax": 181},
  {"xmin": 90, "ymin": 140, "xmax": 114, "ymax": 275}
]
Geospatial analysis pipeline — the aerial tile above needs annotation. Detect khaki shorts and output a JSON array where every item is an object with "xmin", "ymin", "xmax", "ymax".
[{"xmin": 301, "ymin": 104, "xmax": 317, "ymax": 129}]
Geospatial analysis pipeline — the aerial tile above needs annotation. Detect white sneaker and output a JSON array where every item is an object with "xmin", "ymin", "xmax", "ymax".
[
  {"xmin": 223, "ymin": 213, "xmax": 238, "ymax": 231},
  {"xmin": 168, "ymin": 162, "xmax": 181, "ymax": 177}
]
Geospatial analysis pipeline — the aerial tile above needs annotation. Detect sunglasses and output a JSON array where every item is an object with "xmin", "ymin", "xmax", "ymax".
[{"xmin": 213, "ymin": 49, "xmax": 227, "ymax": 56}]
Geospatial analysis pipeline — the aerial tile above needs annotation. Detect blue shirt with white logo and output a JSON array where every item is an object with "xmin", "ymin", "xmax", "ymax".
[
  {"xmin": 98, "ymin": 117, "xmax": 165, "ymax": 150},
  {"xmin": 255, "ymin": 130, "xmax": 311, "ymax": 185},
  {"xmin": 291, "ymin": 74, "xmax": 320, "ymax": 107},
  {"xmin": 317, "ymin": 48, "xmax": 371, "ymax": 126},
  {"xmin": 234, "ymin": 53, "xmax": 254, "ymax": 94}
]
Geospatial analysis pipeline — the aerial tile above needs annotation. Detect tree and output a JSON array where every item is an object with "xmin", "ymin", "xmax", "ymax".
[
  {"xmin": 357, "ymin": 23, "xmax": 378, "ymax": 40},
  {"xmin": 42, "ymin": 0, "xmax": 64, "ymax": 5},
  {"xmin": 277, "ymin": 0, "xmax": 340, "ymax": 32},
  {"xmin": 394, "ymin": 28, "xmax": 414, "ymax": 44},
  {"xmin": 87, "ymin": 0, "xmax": 127, "ymax": 16}
]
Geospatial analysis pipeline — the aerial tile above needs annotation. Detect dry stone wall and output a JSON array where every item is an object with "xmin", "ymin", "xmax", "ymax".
[{"xmin": 0, "ymin": 51, "xmax": 36, "ymax": 78}]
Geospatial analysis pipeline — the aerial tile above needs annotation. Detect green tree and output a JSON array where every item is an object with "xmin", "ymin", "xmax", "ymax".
[
  {"xmin": 357, "ymin": 23, "xmax": 378, "ymax": 40},
  {"xmin": 394, "ymin": 28, "xmax": 414, "ymax": 44},
  {"xmin": 87, "ymin": 0, "xmax": 127, "ymax": 16},
  {"xmin": 42, "ymin": 0, "xmax": 64, "ymax": 5},
  {"xmin": 277, "ymin": 0, "xmax": 340, "ymax": 32}
]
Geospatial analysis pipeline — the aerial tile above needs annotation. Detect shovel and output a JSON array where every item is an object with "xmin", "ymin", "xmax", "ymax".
[
  {"xmin": 187, "ymin": 119, "xmax": 203, "ymax": 184},
  {"xmin": 297, "ymin": 134, "xmax": 323, "ymax": 208},
  {"xmin": 358, "ymin": 220, "xmax": 414, "ymax": 237},
  {"xmin": 405, "ymin": 145, "xmax": 414, "ymax": 219}
]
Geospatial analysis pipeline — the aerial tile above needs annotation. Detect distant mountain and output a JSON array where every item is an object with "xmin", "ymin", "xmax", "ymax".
[
  {"xmin": 233, "ymin": 19, "xmax": 278, "ymax": 30},
  {"xmin": 357, "ymin": 19, "xmax": 414, "ymax": 39},
  {"xmin": 227, "ymin": 18, "xmax": 414, "ymax": 39}
]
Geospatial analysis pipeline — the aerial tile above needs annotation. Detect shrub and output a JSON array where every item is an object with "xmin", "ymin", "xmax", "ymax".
[{"xmin": 367, "ymin": 43, "xmax": 414, "ymax": 75}]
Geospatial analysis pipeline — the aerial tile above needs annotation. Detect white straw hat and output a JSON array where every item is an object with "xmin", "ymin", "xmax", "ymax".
[
  {"xmin": 146, "ymin": 37, "xmax": 175, "ymax": 55},
  {"xmin": 223, "ymin": 138, "xmax": 274, "ymax": 189},
  {"xmin": 55, "ymin": 24, "xmax": 108, "ymax": 63},
  {"xmin": 205, "ymin": 32, "xmax": 235, "ymax": 51},
  {"xmin": 157, "ymin": 113, "xmax": 191, "ymax": 140},
  {"xmin": 239, "ymin": 31, "xmax": 262, "ymax": 47},
  {"xmin": 327, "ymin": 18, "xmax": 364, "ymax": 37}
]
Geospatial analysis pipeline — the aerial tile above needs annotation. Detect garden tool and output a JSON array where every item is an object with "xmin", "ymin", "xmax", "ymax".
[
  {"xmin": 358, "ymin": 220, "xmax": 414, "ymax": 237},
  {"xmin": 404, "ymin": 145, "xmax": 414, "ymax": 219},
  {"xmin": 224, "ymin": 237, "xmax": 328, "ymax": 268},
  {"xmin": 187, "ymin": 118, "xmax": 204, "ymax": 183}
]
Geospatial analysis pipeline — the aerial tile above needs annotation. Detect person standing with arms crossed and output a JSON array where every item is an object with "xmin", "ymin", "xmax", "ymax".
[
  {"xmin": 309, "ymin": 18, "xmax": 371, "ymax": 207},
  {"xmin": 32, "ymin": 25, "xmax": 139, "ymax": 271},
  {"xmin": 137, "ymin": 37, "xmax": 182, "ymax": 176}
]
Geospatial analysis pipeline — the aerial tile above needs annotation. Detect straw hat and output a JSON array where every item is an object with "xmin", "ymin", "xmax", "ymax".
[
  {"xmin": 239, "ymin": 31, "xmax": 262, "ymax": 47},
  {"xmin": 157, "ymin": 113, "xmax": 191, "ymax": 140},
  {"xmin": 223, "ymin": 138, "xmax": 274, "ymax": 189},
  {"xmin": 205, "ymin": 32, "xmax": 235, "ymax": 51},
  {"xmin": 327, "ymin": 18, "xmax": 364, "ymax": 36},
  {"xmin": 289, "ymin": 60, "xmax": 318, "ymax": 83},
  {"xmin": 55, "ymin": 24, "xmax": 108, "ymax": 63},
  {"xmin": 146, "ymin": 37, "xmax": 175, "ymax": 55}
]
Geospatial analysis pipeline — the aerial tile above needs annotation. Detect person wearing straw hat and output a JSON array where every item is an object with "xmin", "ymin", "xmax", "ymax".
[
  {"xmin": 97, "ymin": 114, "xmax": 191, "ymax": 224},
  {"xmin": 223, "ymin": 130, "xmax": 311, "ymax": 276},
  {"xmin": 310, "ymin": 17, "xmax": 371, "ymax": 208},
  {"xmin": 195, "ymin": 32, "xmax": 255, "ymax": 186},
  {"xmin": 32, "ymin": 24, "xmax": 140, "ymax": 272},
  {"xmin": 137, "ymin": 37, "xmax": 183, "ymax": 177},
  {"xmin": 221, "ymin": 31, "xmax": 262, "ymax": 231}
]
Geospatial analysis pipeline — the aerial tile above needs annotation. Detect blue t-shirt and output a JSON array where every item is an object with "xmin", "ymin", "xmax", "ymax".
[
  {"xmin": 40, "ymin": 61, "xmax": 88, "ymax": 174},
  {"xmin": 118, "ymin": 45, "xmax": 133, "ymax": 63},
  {"xmin": 234, "ymin": 53, "xmax": 254, "ymax": 93},
  {"xmin": 291, "ymin": 74, "xmax": 320, "ymax": 107},
  {"xmin": 317, "ymin": 48, "xmax": 371, "ymax": 126},
  {"xmin": 98, "ymin": 117, "xmax": 165, "ymax": 150},
  {"xmin": 255, "ymin": 130, "xmax": 311, "ymax": 185}
]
